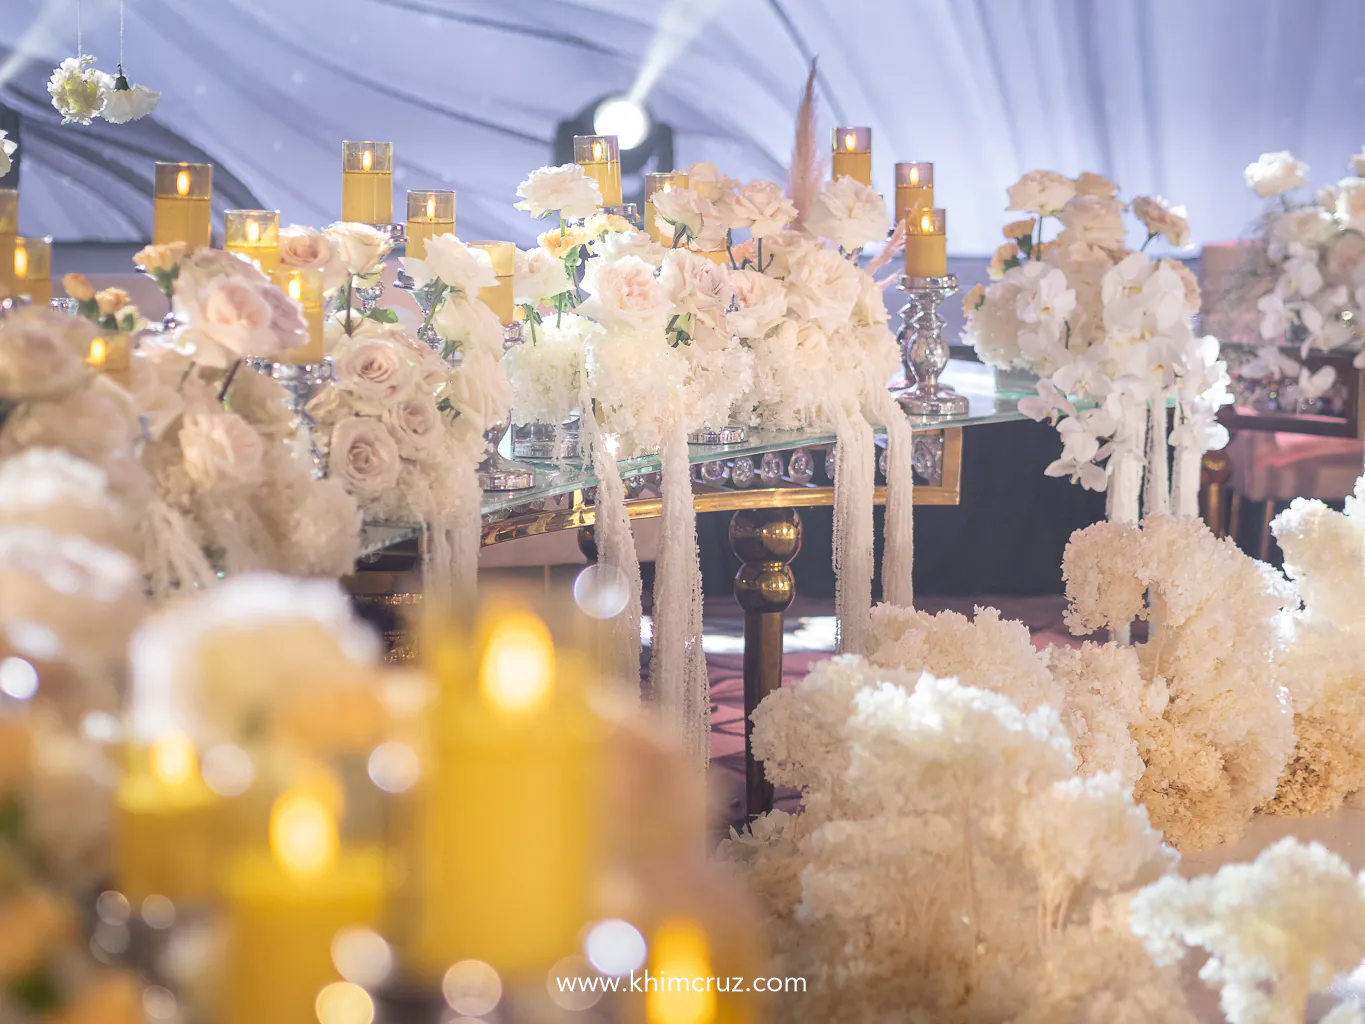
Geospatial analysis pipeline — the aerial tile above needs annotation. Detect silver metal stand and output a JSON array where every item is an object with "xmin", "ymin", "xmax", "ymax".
[
  {"xmin": 895, "ymin": 273, "xmax": 968, "ymax": 417},
  {"xmin": 478, "ymin": 323, "xmax": 536, "ymax": 491},
  {"xmin": 392, "ymin": 269, "xmax": 444, "ymax": 353},
  {"xmin": 258, "ymin": 360, "xmax": 335, "ymax": 477},
  {"xmin": 688, "ymin": 423, "xmax": 749, "ymax": 445}
]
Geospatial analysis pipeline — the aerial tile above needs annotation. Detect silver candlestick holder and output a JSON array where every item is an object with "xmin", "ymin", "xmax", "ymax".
[
  {"xmin": 253, "ymin": 359, "xmax": 335, "ymax": 477},
  {"xmin": 478, "ymin": 322, "xmax": 537, "ymax": 491},
  {"xmin": 392, "ymin": 269, "xmax": 445, "ymax": 354},
  {"xmin": 895, "ymin": 273, "xmax": 968, "ymax": 417}
]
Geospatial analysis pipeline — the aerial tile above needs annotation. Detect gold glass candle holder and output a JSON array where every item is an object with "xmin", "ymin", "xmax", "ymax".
[
  {"xmin": 342, "ymin": 141, "xmax": 394, "ymax": 224},
  {"xmin": 468, "ymin": 240, "xmax": 516, "ymax": 325},
  {"xmin": 644, "ymin": 171, "xmax": 690, "ymax": 242},
  {"xmin": 832, "ymin": 126, "xmax": 873, "ymax": 186},
  {"xmin": 86, "ymin": 334, "xmax": 132, "ymax": 388},
  {"xmin": 405, "ymin": 189, "xmax": 456, "ymax": 260},
  {"xmin": 154, "ymin": 162, "xmax": 213, "ymax": 249},
  {"xmin": 224, "ymin": 209, "xmax": 280, "ymax": 272},
  {"xmin": 270, "ymin": 266, "xmax": 325, "ymax": 364},
  {"xmin": 904, "ymin": 208, "xmax": 947, "ymax": 278},
  {"xmin": 14, "ymin": 236, "xmax": 53, "ymax": 307},
  {"xmin": 574, "ymin": 135, "xmax": 622, "ymax": 208},
  {"xmin": 895, "ymin": 162, "xmax": 934, "ymax": 230},
  {"xmin": 0, "ymin": 189, "xmax": 19, "ymax": 299}
]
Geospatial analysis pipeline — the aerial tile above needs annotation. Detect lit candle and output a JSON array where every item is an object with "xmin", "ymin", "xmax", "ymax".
[
  {"xmin": 341, "ymin": 141, "xmax": 394, "ymax": 224},
  {"xmin": 14, "ymin": 236, "xmax": 52, "ymax": 307},
  {"xmin": 114, "ymin": 732, "xmax": 221, "ymax": 905},
  {"xmin": 894, "ymin": 162, "xmax": 934, "ymax": 230},
  {"xmin": 574, "ymin": 135, "xmax": 622, "ymax": 208},
  {"xmin": 85, "ymin": 334, "xmax": 132, "ymax": 388},
  {"xmin": 224, "ymin": 209, "xmax": 281, "ymax": 272},
  {"xmin": 467, "ymin": 240, "xmax": 515, "ymax": 325},
  {"xmin": 644, "ymin": 171, "xmax": 690, "ymax": 243},
  {"xmin": 647, "ymin": 920, "xmax": 719, "ymax": 1024},
  {"xmin": 409, "ymin": 607, "xmax": 604, "ymax": 980},
  {"xmin": 153, "ymin": 162, "xmax": 212, "ymax": 249},
  {"xmin": 904, "ymin": 208, "xmax": 947, "ymax": 278},
  {"xmin": 832, "ymin": 126, "xmax": 872, "ymax": 186},
  {"xmin": 221, "ymin": 783, "xmax": 387, "ymax": 1024},
  {"xmin": 270, "ymin": 266, "xmax": 325, "ymax": 364},
  {"xmin": 0, "ymin": 189, "xmax": 18, "ymax": 300},
  {"xmin": 405, "ymin": 189, "xmax": 456, "ymax": 260}
]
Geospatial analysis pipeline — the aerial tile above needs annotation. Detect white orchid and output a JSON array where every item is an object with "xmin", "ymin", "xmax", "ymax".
[{"xmin": 1298, "ymin": 364, "xmax": 1338, "ymax": 403}]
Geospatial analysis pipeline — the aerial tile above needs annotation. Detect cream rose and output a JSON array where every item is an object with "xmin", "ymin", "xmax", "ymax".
[
  {"xmin": 332, "ymin": 337, "xmax": 420, "ymax": 409},
  {"xmin": 402, "ymin": 234, "xmax": 497, "ymax": 294},
  {"xmin": 1132, "ymin": 195, "xmax": 1191, "ymax": 247},
  {"xmin": 1245, "ymin": 151, "xmax": 1309, "ymax": 198},
  {"xmin": 1336, "ymin": 177, "xmax": 1365, "ymax": 233},
  {"xmin": 177, "ymin": 277, "xmax": 280, "ymax": 367},
  {"xmin": 727, "ymin": 269, "xmax": 788, "ymax": 338},
  {"xmin": 279, "ymin": 225, "xmax": 347, "ymax": 293},
  {"xmin": 593, "ymin": 229, "xmax": 667, "ymax": 268},
  {"xmin": 1007, "ymin": 170, "xmax": 1076, "ymax": 214},
  {"xmin": 0, "ymin": 310, "xmax": 90, "ymax": 400},
  {"xmin": 1057, "ymin": 195, "xmax": 1127, "ymax": 250},
  {"xmin": 805, "ymin": 176, "xmax": 890, "ymax": 251},
  {"xmin": 325, "ymin": 222, "xmax": 389, "ymax": 277},
  {"xmin": 784, "ymin": 245, "xmax": 862, "ymax": 332},
  {"xmin": 578, "ymin": 256, "xmax": 672, "ymax": 330},
  {"xmin": 513, "ymin": 163, "xmax": 602, "ymax": 219},
  {"xmin": 179, "ymin": 410, "xmax": 264, "ymax": 489},
  {"xmin": 722, "ymin": 181, "xmax": 797, "ymax": 239},
  {"xmin": 329, "ymin": 417, "xmax": 401, "ymax": 498},
  {"xmin": 432, "ymin": 293, "xmax": 505, "ymax": 360},
  {"xmin": 1073, "ymin": 172, "xmax": 1119, "ymax": 198},
  {"xmin": 660, "ymin": 249, "xmax": 731, "ymax": 318},
  {"xmin": 1270, "ymin": 208, "xmax": 1337, "ymax": 253},
  {"xmin": 684, "ymin": 161, "xmax": 739, "ymax": 202},
  {"xmin": 651, "ymin": 188, "xmax": 713, "ymax": 243},
  {"xmin": 513, "ymin": 246, "xmax": 575, "ymax": 305},
  {"xmin": 443, "ymin": 347, "xmax": 511, "ymax": 439},
  {"xmin": 133, "ymin": 242, "xmax": 187, "ymax": 274},
  {"xmin": 383, "ymin": 393, "xmax": 445, "ymax": 460}
]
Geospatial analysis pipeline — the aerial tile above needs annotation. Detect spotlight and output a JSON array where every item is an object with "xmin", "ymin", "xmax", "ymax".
[{"xmin": 593, "ymin": 96, "xmax": 651, "ymax": 151}]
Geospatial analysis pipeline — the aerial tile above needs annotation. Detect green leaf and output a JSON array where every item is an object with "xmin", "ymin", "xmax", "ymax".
[
  {"xmin": 363, "ymin": 307, "xmax": 399, "ymax": 323},
  {"xmin": 0, "ymin": 799, "xmax": 21, "ymax": 842},
  {"xmin": 1017, "ymin": 234, "xmax": 1034, "ymax": 258},
  {"xmin": 10, "ymin": 967, "xmax": 62, "ymax": 1014}
]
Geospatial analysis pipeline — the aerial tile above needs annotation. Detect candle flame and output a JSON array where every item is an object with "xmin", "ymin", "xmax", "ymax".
[
  {"xmin": 270, "ymin": 785, "xmax": 338, "ymax": 877},
  {"xmin": 844, "ymin": 131, "xmax": 857, "ymax": 151},
  {"xmin": 245, "ymin": 220, "xmax": 260, "ymax": 244},
  {"xmin": 661, "ymin": 181, "xmax": 673, "ymax": 194},
  {"xmin": 646, "ymin": 921, "xmax": 716, "ymax": 1024},
  {"xmin": 287, "ymin": 275, "xmax": 303, "ymax": 302},
  {"xmin": 87, "ymin": 338, "xmax": 107, "ymax": 368},
  {"xmin": 592, "ymin": 140, "xmax": 604, "ymax": 161},
  {"xmin": 149, "ymin": 730, "xmax": 197, "ymax": 787},
  {"xmin": 361, "ymin": 149, "xmax": 373, "ymax": 172},
  {"xmin": 909, "ymin": 166, "xmax": 920, "ymax": 186},
  {"xmin": 425, "ymin": 196, "xmax": 436, "ymax": 219},
  {"xmin": 175, "ymin": 169, "xmax": 192, "ymax": 197},
  {"xmin": 479, "ymin": 611, "xmax": 555, "ymax": 714},
  {"xmin": 919, "ymin": 211, "xmax": 934, "ymax": 233},
  {"xmin": 13, "ymin": 245, "xmax": 26, "ymax": 279}
]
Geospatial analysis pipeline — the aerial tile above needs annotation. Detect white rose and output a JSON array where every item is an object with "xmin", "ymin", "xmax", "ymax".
[
  {"xmin": 727, "ymin": 269, "xmax": 788, "ymax": 338},
  {"xmin": 383, "ymin": 392, "xmax": 445, "ymax": 460},
  {"xmin": 329, "ymin": 417, "xmax": 402, "ymax": 498},
  {"xmin": 1057, "ymin": 195, "xmax": 1127, "ymax": 250},
  {"xmin": 179, "ymin": 410, "xmax": 264, "ymax": 489},
  {"xmin": 513, "ymin": 246, "xmax": 575, "ymax": 306},
  {"xmin": 1073, "ymin": 172, "xmax": 1119, "ymax": 199},
  {"xmin": 443, "ymin": 347, "xmax": 511, "ymax": 439},
  {"xmin": 0, "ymin": 310, "xmax": 90, "ymax": 400},
  {"xmin": 684, "ymin": 161, "xmax": 739, "ymax": 202},
  {"xmin": 1007, "ymin": 170, "xmax": 1076, "ymax": 215},
  {"xmin": 592, "ymin": 229, "xmax": 667, "ymax": 268},
  {"xmin": 401, "ymin": 234, "xmax": 497, "ymax": 294},
  {"xmin": 578, "ymin": 256, "xmax": 672, "ymax": 331},
  {"xmin": 176, "ymin": 276, "xmax": 281, "ymax": 368},
  {"xmin": 332, "ymin": 336, "xmax": 420, "ymax": 410},
  {"xmin": 325, "ymin": 222, "xmax": 389, "ymax": 277},
  {"xmin": 651, "ymin": 188, "xmax": 716, "ymax": 245},
  {"xmin": 514, "ymin": 163, "xmax": 602, "ymax": 220},
  {"xmin": 177, "ymin": 246, "xmax": 268, "ymax": 290},
  {"xmin": 433, "ymin": 293, "xmax": 505, "ymax": 359},
  {"xmin": 805, "ymin": 177, "xmax": 890, "ymax": 251},
  {"xmin": 660, "ymin": 248, "xmax": 731, "ymax": 318},
  {"xmin": 784, "ymin": 245, "xmax": 862, "ymax": 332},
  {"xmin": 279, "ymin": 225, "xmax": 348, "ymax": 293},
  {"xmin": 1131, "ymin": 195, "xmax": 1191, "ymax": 247},
  {"xmin": 1336, "ymin": 177, "xmax": 1365, "ymax": 232},
  {"xmin": 1245, "ymin": 151, "xmax": 1309, "ymax": 198},
  {"xmin": 721, "ymin": 181, "xmax": 797, "ymax": 239}
]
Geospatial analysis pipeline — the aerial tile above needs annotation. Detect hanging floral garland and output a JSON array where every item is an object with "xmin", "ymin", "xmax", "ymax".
[{"xmin": 47, "ymin": 0, "xmax": 160, "ymax": 126}]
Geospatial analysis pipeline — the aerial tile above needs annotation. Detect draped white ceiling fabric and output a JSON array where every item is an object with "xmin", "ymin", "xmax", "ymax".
[{"xmin": 2, "ymin": 0, "xmax": 1364, "ymax": 254}]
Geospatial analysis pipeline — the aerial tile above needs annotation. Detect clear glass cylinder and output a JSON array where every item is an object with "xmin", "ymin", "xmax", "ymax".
[
  {"xmin": 341, "ymin": 141, "xmax": 394, "ymax": 224},
  {"xmin": 154, "ymin": 162, "xmax": 213, "ymax": 248},
  {"xmin": 224, "ymin": 209, "xmax": 281, "ymax": 272},
  {"xmin": 573, "ymin": 135, "xmax": 622, "ymax": 207},
  {"xmin": 404, "ymin": 189, "xmax": 456, "ymax": 260},
  {"xmin": 14, "ymin": 236, "xmax": 52, "ymax": 307},
  {"xmin": 270, "ymin": 265, "xmax": 325, "ymax": 364},
  {"xmin": 468, "ymin": 240, "xmax": 516, "ymax": 325},
  {"xmin": 832, "ymin": 126, "xmax": 872, "ymax": 185},
  {"xmin": 644, "ymin": 171, "xmax": 690, "ymax": 242},
  {"xmin": 904, "ymin": 208, "xmax": 947, "ymax": 277},
  {"xmin": 894, "ymin": 162, "xmax": 935, "ymax": 228}
]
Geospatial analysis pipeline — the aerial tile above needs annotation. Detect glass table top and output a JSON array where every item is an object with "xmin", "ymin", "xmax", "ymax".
[{"xmin": 360, "ymin": 359, "xmax": 1026, "ymax": 554}]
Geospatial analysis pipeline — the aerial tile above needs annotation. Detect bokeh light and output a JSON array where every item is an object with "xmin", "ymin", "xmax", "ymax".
[
  {"xmin": 331, "ymin": 927, "xmax": 394, "ymax": 988},
  {"xmin": 367, "ymin": 742, "xmax": 420, "ymax": 793},
  {"xmin": 584, "ymin": 918, "xmax": 647, "ymax": 976},
  {"xmin": 442, "ymin": 960, "xmax": 503, "ymax": 1017},
  {"xmin": 315, "ymin": 981, "xmax": 375, "ymax": 1024},
  {"xmin": 573, "ymin": 565, "xmax": 631, "ymax": 620}
]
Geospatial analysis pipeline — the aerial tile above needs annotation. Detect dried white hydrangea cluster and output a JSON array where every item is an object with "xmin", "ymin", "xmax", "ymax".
[{"xmin": 720, "ymin": 658, "xmax": 1192, "ymax": 1024}]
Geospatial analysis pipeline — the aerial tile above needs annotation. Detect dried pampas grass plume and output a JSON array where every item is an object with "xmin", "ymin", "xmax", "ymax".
[
  {"xmin": 868, "ymin": 220, "xmax": 906, "ymax": 278},
  {"xmin": 787, "ymin": 58, "xmax": 822, "ymax": 230}
]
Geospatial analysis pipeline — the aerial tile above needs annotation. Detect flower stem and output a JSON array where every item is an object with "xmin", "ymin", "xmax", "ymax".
[{"xmin": 217, "ymin": 359, "xmax": 242, "ymax": 406}]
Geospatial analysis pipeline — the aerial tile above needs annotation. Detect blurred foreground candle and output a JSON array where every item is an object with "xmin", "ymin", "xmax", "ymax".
[
  {"xmin": 405, "ymin": 189, "xmax": 455, "ymax": 260},
  {"xmin": 894, "ymin": 162, "xmax": 934, "ymax": 229},
  {"xmin": 409, "ymin": 605, "xmax": 606, "ymax": 980},
  {"xmin": 270, "ymin": 266, "xmax": 325, "ymax": 363},
  {"xmin": 904, "ymin": 208, "xmax": 947, "ymax": 277},
  {"xmin": 222, "ymin": 783, "xmax": 387, "ymax": 1024},
  {"xmin": 467, "ymin": 240, "xmax": 515, "ymax": 325},
  {"xmin": 644, "ymin": 171, "xmax": 690, "ymax": 242},
  {"xmin": 154, "ymin": 162, "xmax": 212, "ymax": 249},
  {"xmin": 114, "ymin": 732, "xmax": 220, "ymax": 904},
  {"xmin": 14, "ymin": 236, "xmax": 52, "ymax": 307},
  {"xmin": 646, "ymin": 920, "xmax": 719, "ymax": 1024},
  {"xmin": 342, "ymin": 141, "xmax": 393, "ymax": 224},
  {"xmin": 574, "ymin": 135, "xmax": 622, "ymax": 207},
  {"xmin": 224, "ymin": 209, "xmax": 280, "ymax": 271},
  {"xmin": 832, "ymin": 126, "xmax": 872, "ymax": 185},
  {"xmin": 85, "ymin": 334, "xmax": 132, "ymax": 388},
  {"xmin": 0, "ymin": 189, "xmax": 17, "ymax": 299}
]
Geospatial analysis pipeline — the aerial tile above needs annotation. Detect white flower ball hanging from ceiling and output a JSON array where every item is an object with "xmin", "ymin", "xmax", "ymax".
[
  {"xmin": 50, "ymin": 0, "xmax": 161, "ymax": 127},
  {"xmin": 101, "ymin": 66, "xmax": 160, "ymax": 124}
]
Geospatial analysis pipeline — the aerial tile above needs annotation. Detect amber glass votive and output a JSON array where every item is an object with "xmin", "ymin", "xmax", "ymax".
[
  {"xmin": 895, "ymin": 163, "xmax": 934, "ymax": 230},
  {"xmin": 904, "ymin": 208, "xmax": 947, "ymax": 278},
  {"xmin": 224, "ymin": 210, "xmax": 280, "ymax": 272},
  {"xmin": 574, "ymin": 135, "xmax": 622, "ymax": 208},
  {"xmin": 14, "ymin": 236, "xmax": 52, "ymax": 307},
  {"xmin": 832, "ymin": 127, "xmax": 872, "ymax": 186},
  {"xmin": 341, "ymin": 141, "xmax": 394, "ymax": 224},
  {"xmin": 644, "ymin": 171, "xmax": 691, "ymax": 242},
  {"xmin": 468, "ymin": 240, "xmax": 516, "ymax": 325},
  {"xmin": 405, "ymin": 190, "xmax": 456, "ymax": 260},
  {"xmin": 154, "ymin": 162, "xmax": 212, "ymax": 249},
  {"xmin": 270, "ymin": 266, "xmax": 325, "ymax": 364},
  {"xmin": 86, "ymin": 335, "xmax": 132, "ymax": 388},
  {"xmin": 0, "ymin": 190, "xmax": 18, "ymax": 299}
]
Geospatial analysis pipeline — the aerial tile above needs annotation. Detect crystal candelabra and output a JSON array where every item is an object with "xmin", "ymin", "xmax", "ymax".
[
  {"xmin": 253, "ymin": 360, "xmax": 335, "ymax": 477},
  {"xmin": 392, "ymin": 269, "xmax": 444, "ymax": 352},
  {"xmin": 478, "ymin": 323, "xmax": 537, "ymax": 491},
  {"xmin": 895, "ymin": 273, "xmax": 968, "ymax": 417}
]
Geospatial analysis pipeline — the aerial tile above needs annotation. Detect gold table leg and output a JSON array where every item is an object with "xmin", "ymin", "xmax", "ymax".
[{"xmin": 729, "ymin": 508, "xmax": 802, "ymax": 819}]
